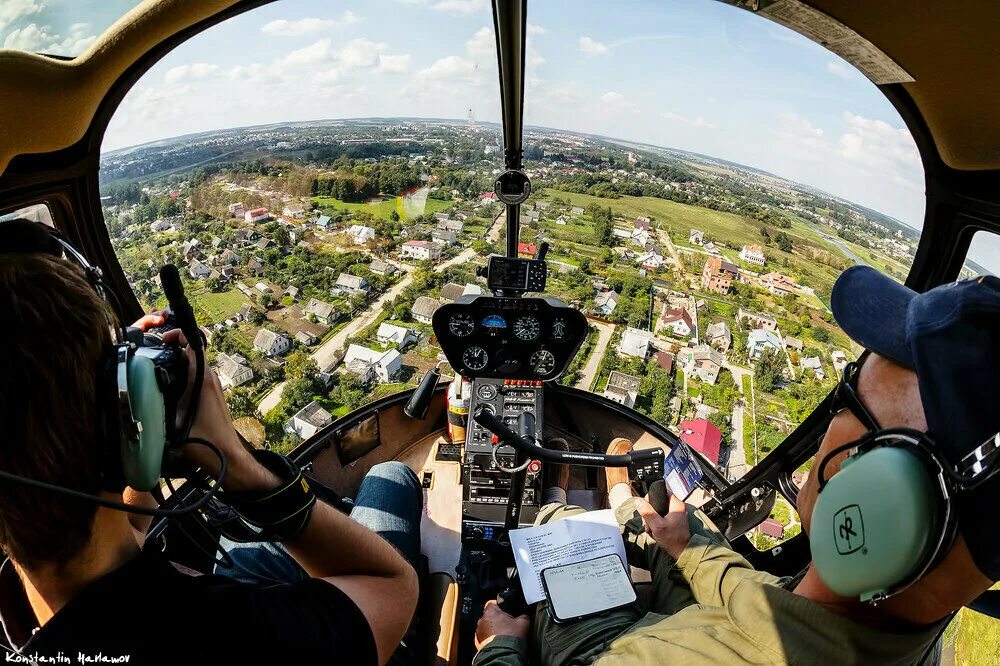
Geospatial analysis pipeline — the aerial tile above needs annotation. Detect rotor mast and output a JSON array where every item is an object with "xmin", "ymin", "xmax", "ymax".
[{"xmin": 492, "ymin": 0, "xmax": 527, "ymax": 258}]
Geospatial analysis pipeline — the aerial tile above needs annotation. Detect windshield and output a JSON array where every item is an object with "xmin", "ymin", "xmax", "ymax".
[{"xmin": 100, "ymin": 0, "xmax": 923, "ymax": 492}]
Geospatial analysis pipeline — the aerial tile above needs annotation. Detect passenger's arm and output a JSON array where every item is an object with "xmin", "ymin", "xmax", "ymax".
[
  {"xmin": 636, "ymin": 496, "xmax": 778, "ymax": 608},
  {"xmin": 283, "ymin": 501, "xmax": 419, "ymax": 665},
  {"xmin": 168, "ymin": 329, "xmax": 418, "ymax": 664}
]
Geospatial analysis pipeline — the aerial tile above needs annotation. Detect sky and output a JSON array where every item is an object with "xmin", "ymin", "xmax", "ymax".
[{"xmin": 0, "ymin": 0, "xmax": 955, "ymax": 264}]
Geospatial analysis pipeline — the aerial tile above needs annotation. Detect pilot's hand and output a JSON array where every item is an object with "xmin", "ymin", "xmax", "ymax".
[
  {"xmin": 131, "ymin": 308, "xmax": 167, "ymax": 331},
  {"xmin": 475, "ymin": 600, "xmax": 530, "ymax": 651},
  {"xmin": 163, "ymin": 329, "xmax": 279, "ymax": 493},
  {"xmin": 635, "ymin": 491, "xmax": 691, "ymax": 560}
]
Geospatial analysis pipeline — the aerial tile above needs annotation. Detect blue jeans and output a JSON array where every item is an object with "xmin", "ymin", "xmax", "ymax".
[{"xmin": 216, "ymin": 461, "xmax": 423, "ymax": 584}]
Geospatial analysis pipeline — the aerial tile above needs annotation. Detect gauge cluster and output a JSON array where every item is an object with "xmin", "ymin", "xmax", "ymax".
[{"xmin": 433, "ymin": 296, "xmax": 588, "ymax": 380}]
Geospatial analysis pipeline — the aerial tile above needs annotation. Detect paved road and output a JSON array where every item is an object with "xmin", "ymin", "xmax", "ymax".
[
  {"xmin": 821, "ymin": 233, "xmax": 866, "ymax": 266},
  {"xmin": 257, "ymin": 213, "xmax": 505, "ymax": 416},
  {"xmin": 575, "ymin": 319, "xmax": 615, "ymax": 391},
  {"xmin": 724, "ymin": 361, "xmax": 753, "ymax": 479}
]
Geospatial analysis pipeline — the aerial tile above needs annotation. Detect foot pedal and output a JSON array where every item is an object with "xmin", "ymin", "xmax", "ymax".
[{"xmin": 436, "ymin": 442, "xmax": 463, "ymax": 462}]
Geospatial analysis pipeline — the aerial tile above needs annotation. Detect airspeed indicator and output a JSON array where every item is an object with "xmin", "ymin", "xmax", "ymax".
[{"xmin": 514, "ymin": 316, "xmax": 541, "ymax": 341}]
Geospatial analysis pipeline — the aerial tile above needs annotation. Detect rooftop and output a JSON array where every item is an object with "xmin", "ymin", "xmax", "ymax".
[
  {"xmin": 293, "ymin": 401, "xmax": 333, "ymax": 428},
  {"xmin": 677, "ymin": 418, "xmax": 722, "ymax": 465}
]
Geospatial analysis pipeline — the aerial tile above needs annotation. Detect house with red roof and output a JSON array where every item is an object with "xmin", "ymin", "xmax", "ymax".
[
  {"xmin": 660, "ymin": 306, "xmax": 694, "ymax": 338},
  {"xmin": 677, "ymin": 418, "xmax": 722, "ymax": 466},
  {"xmin": 758, "ymin": 518, "xmax": 784, "ymax": 539},
  {"xmin": 517, "ymin": 242, "xmax": 537, "ymax": 258}
]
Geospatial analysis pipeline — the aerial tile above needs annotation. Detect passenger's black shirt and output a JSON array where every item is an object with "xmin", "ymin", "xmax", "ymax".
[{"xmin": 0, "ymin": 548, "xmax": 377, "ymax": 665}]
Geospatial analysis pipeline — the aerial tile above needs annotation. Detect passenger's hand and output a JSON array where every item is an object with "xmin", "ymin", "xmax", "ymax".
[
  {"xmin": 162, "ymin": 329, "xmax": 278, "ymax": 493},
  {"xmin": 635, "ymin": 491, "xmax": 691, "ymax": 560},
  {"xmin": 131, "ymin": 308, "xmax": 167, "ymax": 331},
  {"xmin": 475, "ymin": 600, "xmax": 530, "ymax": 651}
]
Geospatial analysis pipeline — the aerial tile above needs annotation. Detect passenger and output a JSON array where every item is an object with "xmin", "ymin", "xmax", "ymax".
[
  {"xmin": 475, "ymin": 266, "xmax": 999, "ymax": 665},
  {"xmin": 0, "ymin": 238, "xmax": 420, "ymax": 665}
]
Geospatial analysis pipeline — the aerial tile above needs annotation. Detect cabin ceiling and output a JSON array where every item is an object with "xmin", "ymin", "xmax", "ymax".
[{"xmin": 0, "ymin": 0, "xmax": 997, "ymax": 176}]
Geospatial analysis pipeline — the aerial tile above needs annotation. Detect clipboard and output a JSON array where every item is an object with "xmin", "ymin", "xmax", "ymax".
[{"xmin": 540, "ymin": 553, "xmax": 637, "ymax": 623}]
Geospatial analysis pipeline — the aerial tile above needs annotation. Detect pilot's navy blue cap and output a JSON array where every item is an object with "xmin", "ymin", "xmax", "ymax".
[{"xmin": 832, "ymin": 265, "xmax": 1000, "ymax": 580}]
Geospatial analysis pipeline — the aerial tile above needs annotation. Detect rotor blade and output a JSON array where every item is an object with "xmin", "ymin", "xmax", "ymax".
[{"xmin": 493, "ymin": 0, "xmax": 526, "ymax": 170}]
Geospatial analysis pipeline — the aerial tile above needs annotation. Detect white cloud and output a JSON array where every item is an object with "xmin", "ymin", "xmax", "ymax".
[
  {"xmin": 3, "ymin": 21, "xmax": 97, "ymax": 56},
  {"xmin": 397, "ymin": 0, "xmax": 489, "ymax": 12},
  {"xmin": 3, "ymin": 22, "xmax": 49, "ymax": 50},
  {"xmin": 662, "ymin": 111, "xmax": 716, "ymax": 129},
  {"xmin": 376, "ymin": 53, "xmax": 411, "ymax": 73},
  {"xmin": 772, "ymin": 111, "xmax": 828, "ymax": 159},
  {"xmin": 260, "ymin": 12, "xmax": 361, "ymax": 37},
  {"xmin": 165, "ymin": 63, "xmax": 219, "ymax": 84},
  {"xmin": 0, "ymin": 0, "xmax": 40, "ymax": 32},
  {"xmin": 465, "ymin": 26, "xmax": 494, "ymax": 63},
  {"xmin": 600, "ymin": 91, "xmax": 637, "ymax": 113},
  {"xmin": 48, "ymin": 23, "xmax": 97, "ymax": 56},
  {"xmin": 836, "ymin": 111, "xmax": 920, "ymax": 176},
  {"xmin": 430, "ymin": 0, "xmax": 489, "ymax": 13},
  {"xmin": 282, "ymin": 39, "xmax": 333, "ymax": 67},
  {"xmin": 579, "ymin": 36, "xmax": 609, "ymax": 55},
  {"xmin": 415, "ymin": 55, "xmax": 478, "ymax": 80},
  {"xmin": 527, "ymin": 24, "xmax": 547, "ymax": 35},
  {"xmin": 826, "ymin": 60, "xmax": 855, "ymax": 79},
  {"xmin": 335, "ymin": 38, "xmax": 385, "ymax": 68}
]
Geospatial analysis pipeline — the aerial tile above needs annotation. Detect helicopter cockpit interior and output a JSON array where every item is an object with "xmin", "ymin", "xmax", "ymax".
[{"xmin": 1, "ymin": 0, "xmax": 1000, "ymax": 663}]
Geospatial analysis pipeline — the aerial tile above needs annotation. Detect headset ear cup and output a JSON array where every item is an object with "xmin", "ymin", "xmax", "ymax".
[
  {"xmin": 100, "ymin": 355, "xmax": 128, "ymax": 493},
  {"xmin": 809, "ymin": 447, "xmax": 940, "ymax": 601},
  {"xmin": 122, "ymin": 356, "xmax": 167, "ymax": 492}
]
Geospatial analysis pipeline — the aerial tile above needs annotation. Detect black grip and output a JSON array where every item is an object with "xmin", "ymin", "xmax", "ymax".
[
  {"xmin": 647, "ymin": 479, "xmax": 669, "ymax": 516},
  {"xmin": 518, "ymin": 411, "xmax": 535, "ymax": 440},
  {"xmin": 497, "ymin": 585, "xmax": 526, "ymax": 617},
  {"xmin": 472, "ymin": 406, "xmax": 663, "ymax": 468}
]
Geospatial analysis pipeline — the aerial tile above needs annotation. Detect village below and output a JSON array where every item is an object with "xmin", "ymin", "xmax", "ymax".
[{"xmin": 101, "ymin": 118, "xmax": 924, "ymax": 547}]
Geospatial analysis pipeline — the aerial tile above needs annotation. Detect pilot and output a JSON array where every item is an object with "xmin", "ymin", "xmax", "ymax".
[
  {"xmin": 0, "ymin": 222, "xmax": 420, "ymax": 665},
  {"xmin": 474, "ymin": 265, "xmax": 1000, "ymax": 665}
]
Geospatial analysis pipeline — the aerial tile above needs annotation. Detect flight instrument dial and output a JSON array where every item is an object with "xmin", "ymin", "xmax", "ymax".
[
  {"xmin": 463, "ymin": 346, "xmax": 489, "ymax": 371},
  {"xmin": 449, "ymin": 313, "xmax": 475, "ymax": 337},
  {"xmin": 529, "ymin": 350, "xmax": 556, "ymax": 376},
  {"xmin": 513, "ymin": 315, "xmax": 541, "ymax": 341}
]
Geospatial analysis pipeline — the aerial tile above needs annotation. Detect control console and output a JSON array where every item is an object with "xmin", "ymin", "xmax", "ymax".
[{"xmin": 462, "ymin": 378, "xmax": 545, "ymax": 533}]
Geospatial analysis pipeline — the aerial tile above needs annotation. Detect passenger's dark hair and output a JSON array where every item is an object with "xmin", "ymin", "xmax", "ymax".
[{"xmin": 0, "ymin": 250, "xmax": 111, "ymax": 568}]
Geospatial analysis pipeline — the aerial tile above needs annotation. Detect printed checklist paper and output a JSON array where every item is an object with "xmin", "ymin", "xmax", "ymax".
[{"xmin": 509, "ymin": 509, "xmax": 627, "ymax": 605}]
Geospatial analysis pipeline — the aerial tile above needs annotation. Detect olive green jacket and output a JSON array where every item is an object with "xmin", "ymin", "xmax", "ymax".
[{"xmin": 474, "ymin": 500, "xmax": 942, "ymax": 666}]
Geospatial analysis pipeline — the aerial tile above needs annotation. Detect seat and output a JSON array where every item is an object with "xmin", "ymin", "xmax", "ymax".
[{"xmin": 419, "ymin": 572, "xmax": 460, "ymax": 666}]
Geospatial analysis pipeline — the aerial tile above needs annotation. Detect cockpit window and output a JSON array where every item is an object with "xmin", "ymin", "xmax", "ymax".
[
  {"xmin": 0, "ymin": 1, "xmax": 142, "ymax": 58},
  {"xmin": 100, "ymin": 0, "xmax": 924, "ymax": 464}
]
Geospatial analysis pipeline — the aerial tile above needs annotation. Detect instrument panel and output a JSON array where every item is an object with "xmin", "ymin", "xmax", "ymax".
[{"xmin": 432, "ymin": 296, "xmax": 588, "ymax": 380}]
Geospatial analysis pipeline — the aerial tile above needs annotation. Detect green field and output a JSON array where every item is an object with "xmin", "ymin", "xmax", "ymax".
[
  {"xmin": 189, "ymin": 287, "xmax": 251, "ymax": 324},
  {"xmin": 541, "ymin": 189, "xmax": 849, "ymax": 298},
  {"xmin": 311, "ymin": 195, "xmax": 453, "ymax": 221}
]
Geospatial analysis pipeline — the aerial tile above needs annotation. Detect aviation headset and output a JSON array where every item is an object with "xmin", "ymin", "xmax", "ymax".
[
  {"xmin": 0, "ymin": 220, "xmax": 224, "ymax": 516},
  {"xmin": 809, "ymin": 370, "xmax": 1000, "ymax": 601}
]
